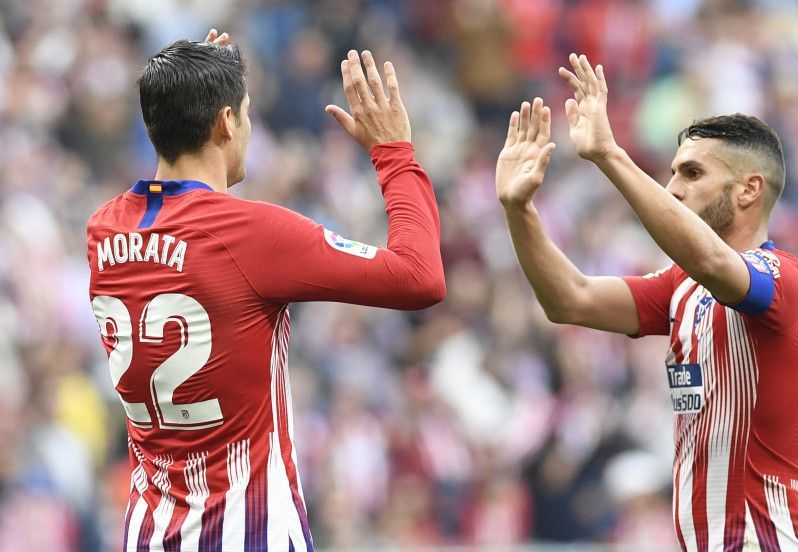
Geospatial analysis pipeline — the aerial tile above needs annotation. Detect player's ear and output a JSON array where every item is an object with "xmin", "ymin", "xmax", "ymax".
[
  {"xmin": 213, "ymin": 105, "xmax": 235, "ymax": 143},
  {"xmin": 738, "ymin": 173, "xmax": 765, "ymax": 209}
]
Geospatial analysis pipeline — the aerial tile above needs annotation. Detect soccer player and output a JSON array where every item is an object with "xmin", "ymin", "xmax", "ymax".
[
  {"xmin": 496, "ymin": 53, "xmax": 798, "ymax": 550},
  {"xmin": 87, "ymin": 30, "xmax": 444, "ymax": 551}
]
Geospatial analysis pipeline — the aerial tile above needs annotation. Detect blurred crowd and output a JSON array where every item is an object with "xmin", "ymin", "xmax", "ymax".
[{"xmin": 1, "ymin": 0, "xmax": 797, "ymax": 550}]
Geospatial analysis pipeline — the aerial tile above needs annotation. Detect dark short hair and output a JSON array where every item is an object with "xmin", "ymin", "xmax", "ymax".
[
  {"xmin": 678, "ymin": 114, "xmax": 785, "ymax": 202},
  {"xmin": 137, "ymin": 40, "xmax": 247, "ymax": 164}
]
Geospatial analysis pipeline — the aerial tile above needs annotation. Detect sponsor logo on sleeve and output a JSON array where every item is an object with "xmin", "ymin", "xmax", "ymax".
[
  {"xmin": 757, "ymin": 250, "xmax": 781, "ymax": 279},
  {"xmin": 742, "ymin": 253, "xmax": 770, "ymax": 274},
  {"xmin": 323, "ymin": 228, "xmax": 378, "ymax": 259}
]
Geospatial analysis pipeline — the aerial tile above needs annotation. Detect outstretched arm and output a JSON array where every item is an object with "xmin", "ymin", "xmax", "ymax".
[
  {"xmin": 497, "ymin": 99, "xmax": 640, "ymax": 334},
  {"xmin": 559, "ymin": 54, "xmax": 749, "ymax": 304},
  {"xmin": 226, "ymin": 50, "xmax": 443, "ymax": 309}
]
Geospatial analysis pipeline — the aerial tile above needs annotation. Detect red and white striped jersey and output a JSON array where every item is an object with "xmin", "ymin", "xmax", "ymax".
[
  {"xmin": 86, "ymin": 143, "xmax": 444, "ymax": 551},
  {"xmin": 624, "ymin": 241, "xmax": 798, "ymax": 551}
]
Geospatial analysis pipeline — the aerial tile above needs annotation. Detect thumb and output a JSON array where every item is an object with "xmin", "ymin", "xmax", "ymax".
[
  {"xmin": 325, "ymin": 105, "xmax": 355, "ymax": 134},
  {"xmin": 532, "ymin": 142, "xmax": 556, "ymax": 175},
  {"xmin": 564, "ymin": 99, "xmax": 580, "ymax": 129}
]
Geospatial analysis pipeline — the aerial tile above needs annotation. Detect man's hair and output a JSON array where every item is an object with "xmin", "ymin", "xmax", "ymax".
[
  {"xmin": 137, "ymin": 40, "xmax": 247, "ymax": 164},
  {"xmin": 677, "ymin": 114, "xmax": 786, "ymax": 206}
]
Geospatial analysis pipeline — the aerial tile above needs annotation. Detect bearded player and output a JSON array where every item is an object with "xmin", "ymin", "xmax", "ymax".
[
  {"xmin": 497, "ymin": 54, "xmax": 798, "ymax": 550},
  {"xmin": 87, "ymin": 30, "xmax": 444, "ymax": 551}
]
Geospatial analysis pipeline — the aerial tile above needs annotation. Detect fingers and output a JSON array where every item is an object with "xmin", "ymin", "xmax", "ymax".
[
  {"xmin": 564, "ymin": 98, "xmax": 580, "ymax": 129},
  {"xmin": 558, "ymin": 67, "xmax": 585, "ymax": 103},
  {"xmin": 532, "ymin": 142, "xmax": 556, "ymax": 175},
  {"xmin": 529, "ymin": 97, "xmax": 543, "ymax": 139},
  {"xmin": 325, "ymin": 104, "xmax": 356, "ymax": 135},
  {"xmin": 596, "ymin": 64, "xmax": 608, "ymax": 95},
  {"xmin": 361, "ymin": 51, "xmax": 387, "ymax": 105},
  {"xmin": 537, "ymin": 104, "xmax": 551, "ymax": 145},
  {"xmin": 562, "ymin": 54, "xmax": 606, "ymax": 99},
  {"xmin": 383, "ymin": 61, "xmax": 402, "ymax": 106},
  {"xmin": 509, "ymin": 99, "xmax": 552, "ymax": 146},
  {"xmin": 504, "ymin": 98, "xmax": 552, "ymax": 148},
  {"xmin": 569, "ymin": 53, "xmax": 588, "ymax": 88},
  {"xmin": 578, "ymin": 54, "xmax": 599, "ymax": 96},
  {"xmin": 347, "ymin": 50, "xmax": 376, "ymax": 108},
  {"xmin": 518, "ymin": 101, "xmax": 531, "ymax": 140},
  {"xmin": 204, "ymin": 28, "xmax": 230, "ymax": 45},
  {"xmin": 340, "ymin": 59, "xmax": 360, "ymax": 112},
  {"xmin": 505, "ymin": 110, "xmax": 519, "ymax": 147}
]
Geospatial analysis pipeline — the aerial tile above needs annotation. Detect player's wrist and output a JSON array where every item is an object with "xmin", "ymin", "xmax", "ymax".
[
  {"xmin": 588, "ymin": 143, "xmax": 624, "ymax": 166},
  {"xmin": 370, "ymin": 141, "xmax": 414, "ymax": 162},
  {"xmin": 501, "ymin": 197, "xmax": 538, "ymax": 215}
]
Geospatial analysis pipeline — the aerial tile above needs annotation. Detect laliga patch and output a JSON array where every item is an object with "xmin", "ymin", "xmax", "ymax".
[
  {"xmin": 743, "ymin": 253, "xmax": 770, "ymax": 274},
  {"xmin": 667, "ymin": 363, "xmax": 704, "ymax": 414},
  {"xmin": 323, "ymin": 228, "xmax": 378, "ymax": 259}
]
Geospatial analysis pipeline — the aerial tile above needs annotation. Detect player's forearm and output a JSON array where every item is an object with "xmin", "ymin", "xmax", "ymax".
[
  {"xmin": 372, "ymin": 142, "xmax": 445, "ymax": 307},
  {"xmin": 503, "ymin": 203, "xmax": 591, "ymax": 322},
  {"xmin": 594, "ymin": 147, "xmax": 734, "ymax": 281}
]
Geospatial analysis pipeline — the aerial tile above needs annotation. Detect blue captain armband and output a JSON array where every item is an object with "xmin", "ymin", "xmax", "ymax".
[{"xmin": 720, "ymin": 252, "xmax": 775, "ymax": 315}]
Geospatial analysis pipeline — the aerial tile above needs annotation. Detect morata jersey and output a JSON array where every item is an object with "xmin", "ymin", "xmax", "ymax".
[
  {"xmin": 623, "ymin": 241, "xmax": 798, "ymax": 551},
  {"xmin": 86, "ymin": 143, "xmax": 444, "ymax": 552}
]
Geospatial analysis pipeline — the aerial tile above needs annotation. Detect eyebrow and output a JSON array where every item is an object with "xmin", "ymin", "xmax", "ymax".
[{"xmin": 671, "ymin": 160, "xmax": 705, "ymax": 175}]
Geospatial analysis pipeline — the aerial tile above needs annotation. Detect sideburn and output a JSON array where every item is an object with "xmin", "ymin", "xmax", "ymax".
[{"xmin": 698, "ymin": 184, "xmax": 734, "ymax": 236}]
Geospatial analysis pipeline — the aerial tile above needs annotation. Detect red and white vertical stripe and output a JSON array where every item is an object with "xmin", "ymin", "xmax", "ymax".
[
  {"xmin": 126, "ymin": 463, "xmax": 150, "ymax": 551},
  {"xmin": 668, "ymin": 282, "xmax": 760, "ymax": 551},
  {"xmin": 222, "ymin": 439, "xmax": 251, "ymax": 550},
  {"xmin": 149, "ymin": 455, "xmax": 175, "ymax": 550},
  {"xmin": 764, "ymin": 475, "xmax": 797, "ymax": 549},
  {"xmin": 267, "ymin": 307, "xmax": 312, "ymax": 551},
  {"xmin": 181, "ymin": 452, "xmax": 209, "ymax": 551}
]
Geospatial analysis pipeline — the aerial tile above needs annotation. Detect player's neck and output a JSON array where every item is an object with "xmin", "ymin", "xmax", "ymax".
[
  {"xmin": 722, "ymin": 221, "xmax": 770, "ymax": 252},
  {"xmin": 154, "ymin": 153, "xmax": 229, "ymax": 193}
]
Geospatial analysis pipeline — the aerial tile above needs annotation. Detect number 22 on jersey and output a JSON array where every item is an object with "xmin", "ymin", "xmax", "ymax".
[{"xmin": 92, "ymin": 293, "xmax": 224, "ymax": 430}]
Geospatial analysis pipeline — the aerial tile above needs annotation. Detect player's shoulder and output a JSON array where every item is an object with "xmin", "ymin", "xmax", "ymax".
[
  {"xmin": 186, "ymin": 193, "xmax": 316, "ymax": 250},
  {"xmin": 744, "ymin": 244, "xmax": 797, "ymax": 278},
  {"xmin": 192, "ymin": 193, "xmax": 308, "ymax": 225},
  {"xmin": 769, "ymin": 248, "xmax": 797, "ymax": 265},
  {"xmin": 86, "ymin": 192, "xmax": 129, "ymax": 232}
]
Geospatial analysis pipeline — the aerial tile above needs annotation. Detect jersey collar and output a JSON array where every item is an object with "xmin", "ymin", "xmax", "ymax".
[
  {"xmin": 130, "ymin": 180, "xmax": 214, "ymax": 196},
  {"xmin": 760, "ymin": 240, "xmax": 775, "ymax": 250}
]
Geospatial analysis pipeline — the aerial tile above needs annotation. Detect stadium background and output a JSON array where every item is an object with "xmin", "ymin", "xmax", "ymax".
[{"xmin": 1, "ymin": 0, "xmax": 797, "ymax": 550}]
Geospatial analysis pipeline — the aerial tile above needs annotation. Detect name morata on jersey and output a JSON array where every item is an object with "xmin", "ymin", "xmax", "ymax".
[{"xmin": 86, "ymin": 143, "xmax": 443, "ymax": 551}]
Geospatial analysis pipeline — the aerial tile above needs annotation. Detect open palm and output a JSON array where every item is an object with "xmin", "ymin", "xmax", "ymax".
[
  {"xmin": 496, "ymin": 99, "xmax": 556, "ymax": 209},
  {"xmin": 558, "ymin": 53, "xmax": 616, "ymax": 162}
]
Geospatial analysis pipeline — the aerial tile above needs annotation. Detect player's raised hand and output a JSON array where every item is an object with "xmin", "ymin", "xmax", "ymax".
[
  {"xmin": 558, "ymin": 54, "xmax": 616, "ymax": 162},
  {"xmin": 204, "ymin": 28, "xmax": 231, "ymax": 46},
  {"xmin": 496, "ymin": 98, "xmax": 556, "ymax": 209},
  {"xmin": 325, "ymin": 50, "xmax": 411, "ymax": 152}
]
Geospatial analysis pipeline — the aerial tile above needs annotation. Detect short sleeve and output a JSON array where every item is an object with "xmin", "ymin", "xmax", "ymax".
[{"xmin": 622, "ymin": 265, "xmax": 677, "ymax": 337}]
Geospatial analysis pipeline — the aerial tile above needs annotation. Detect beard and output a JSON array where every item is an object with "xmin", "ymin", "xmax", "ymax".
[{"xmin": 697, "ymin": 184, "xmax": 734, "ymax": 236}]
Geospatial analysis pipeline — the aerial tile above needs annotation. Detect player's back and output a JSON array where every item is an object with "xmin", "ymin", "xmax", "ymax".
[{"xmin": 88, "ymin": 180, "xmax": 312, "ymax": 551}]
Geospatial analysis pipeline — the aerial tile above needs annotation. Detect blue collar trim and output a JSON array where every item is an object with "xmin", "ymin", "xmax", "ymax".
[
  {"xmin": 760, "ymin": 240, "xmax": 775, "ymax": 250},
  {"xmin": 130, "ymin": 180, "xmax": 214, "ymax": 196}
]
